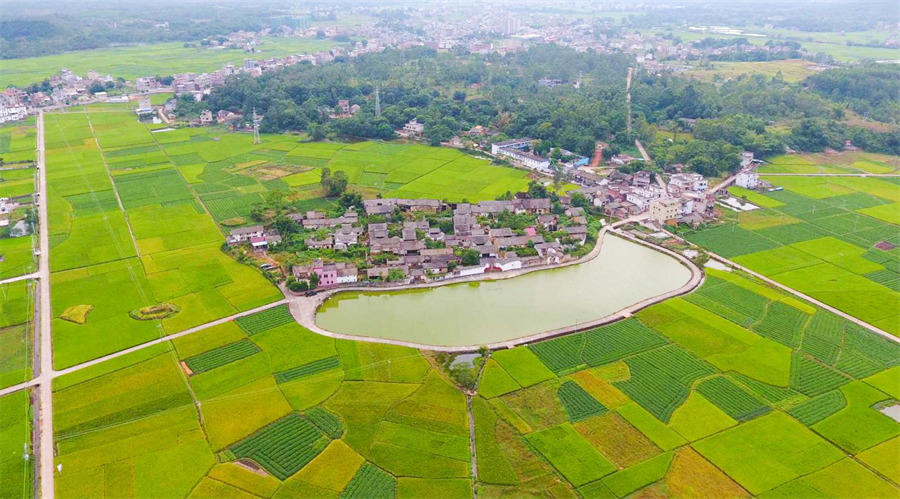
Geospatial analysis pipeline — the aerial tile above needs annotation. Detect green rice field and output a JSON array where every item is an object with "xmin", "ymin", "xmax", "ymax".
[
  {"xmin": 0, "ymin": 117, "xmax": 38, "ymax": 279},
  {"xmin": 0, "ymin": 38, "xmax": 340, "ymax": 88},
  {"xmin": 49, "ymin": 262, "xmax": 900, "ymax": 499},
  {"xmin": 1, "ymin": 390, "xmax": 33, "ymax": 499},
  {"xmin": 689, "ymin": 173, "xmax": 900, "ymax": 336},
  {"xmin": 44, "ymin": 107, "xmax": 282, "ymax": 369}
]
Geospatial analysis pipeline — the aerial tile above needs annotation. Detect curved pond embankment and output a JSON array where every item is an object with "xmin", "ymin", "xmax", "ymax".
[{"xmin": 313, "ymin": 234, "xmax": 694, "ymax": 348}]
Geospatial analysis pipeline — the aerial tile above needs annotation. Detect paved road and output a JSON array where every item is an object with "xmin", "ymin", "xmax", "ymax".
[
  {"xmin": 35, "ymin": 111, "xmax": 55, "ymax": 499},
  {"xmin": 0, "ymin": 272, "xmax": 40, "ymax": 285}
]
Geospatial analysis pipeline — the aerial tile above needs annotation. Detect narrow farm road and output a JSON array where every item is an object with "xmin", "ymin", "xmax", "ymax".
[
  {"xmin": 0, "ymin": 272, "xmax": 40, "ymax": 285},
  {"xmin": 35, "ymin": 110, "xmax": 56, "ymax": 499}
]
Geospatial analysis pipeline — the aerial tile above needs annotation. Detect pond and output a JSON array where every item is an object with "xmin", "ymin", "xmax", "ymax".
[{"xmin": 315, "ymin": 235, "xmax": 692, "ymax": 347}]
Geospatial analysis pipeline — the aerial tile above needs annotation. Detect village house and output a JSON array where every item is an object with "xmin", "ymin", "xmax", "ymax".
[
  {"xmin": 401, "ymin": 119, "xmax": 425, "ymax": 137},
  {"xmin": 668, "ymin": 173, "xmax": 708, "ymax": 192},
  {"xmin": 227, "ymin": 225, "xmax": 264, "ymax": 245},
  {"xmin": 292, "ymin": 259, "xmax": 358, "ymax": 287},
  {"xmin": 735, "ymin": 172, "xmax": 760, "ymax": 189},
  {"xmin": 649, "ymin": 197, "xmax": 679, "ymax": 224},
  {"xmin": 563, "ymin": 225, "xmax": 588, "ymax": 245},
  {"xmin": 305, "ymin": 236, "xmax": 333, "ymax": 250}
]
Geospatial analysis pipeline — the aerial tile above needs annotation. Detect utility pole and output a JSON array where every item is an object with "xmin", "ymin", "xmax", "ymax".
[
  {"xmin": 374, "ymin": 86, "xmax": 381, "ymax": 117},
  {"xmin": 252, "ymin": 108, "xmax": 261, "ymax": 144}
]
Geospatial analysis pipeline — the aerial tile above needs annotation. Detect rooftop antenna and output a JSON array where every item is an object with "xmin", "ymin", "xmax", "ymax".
[
  {"xmin": 252, "ymin": 108, "xmax": 261, "ymax": 144},
  {"xmin": 374, "ymin": 86, "xmax": 381, "ymax": 117}
]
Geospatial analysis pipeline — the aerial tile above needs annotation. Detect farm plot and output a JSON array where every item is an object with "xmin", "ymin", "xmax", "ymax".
[
  {"xmin": 557, "ymin": 380, "xmax": 608, "ymax": 423},
  {"xmin": 0, "ymin": 390, "xmax": 33, "ymax": 499},
  {"xmin": 751, "ymin": 302, "xmax": 809, "ymax": 348},
  {"xmin": 693, "ymin": 412, "xmax": 845, "ymax": 495},
  {"xmin": 340, "ymin": 463, "xmax": 396, "ymax": 499},
  {"xmin": 275, "ymin": 356, "xmax": 341, "ymax": 384},
  {"xmin": 528, "ymin": 334, "xmax": 585, "ymax": 374},
  {"xmin": 690, "ymin": 177, "xmax": 900, "ymax": 336},
  {"xmin": 183, "ymin": 339, "xmax": 261, "ymax": 374},
  {"xmin": 230, "ymin": 413, "xmax": 331, "ymax": 480},
  {"xmin": 786, "ymin": 390, "xmax": 846, "ymax": 426},
  {"xmin": 790, "ymin": 352, "xmax": 851, "ymax": 397},
  {"xmin": 235, "ymin": 305, "xmax": 294, "ymax": 335},
  {"xmin": 0, "ymin": 280, "xmax": 33, "ymax": 389},
  {"xmin": 614, "ymin": 356, "xmax": 689, "ymax": 424},
  {"xmin": 581, "ymin": 319, "xmax": 668, "ymax": 367},
  {"xmin": 525, "ymin": 423, "xmax": 616, "ymax": 487},
  {"xmin": 0, "ymin": 117, "xmax": 37, "ymax": 163},
  {"xmin": 696, "ymin": 376, "xmax": 770, "ymax": 422}
]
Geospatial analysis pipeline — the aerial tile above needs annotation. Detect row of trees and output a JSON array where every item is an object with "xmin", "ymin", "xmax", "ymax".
[{"xmin": 196, "ymin": 42, "xmax": 895, "ymax": 177}]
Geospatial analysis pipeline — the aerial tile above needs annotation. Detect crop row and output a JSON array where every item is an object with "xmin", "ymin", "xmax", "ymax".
[
  {"xmin": 865, "ymin": 269, "xmax": 900, "ymax": 291},
  {"xmin": 581, "ymin": 319, "xmax": 667, "ymax": 367},
  {"xmin": 842, "ymin": 323, "xmax": 900, "ymax": 369},
  {"xmin": 275, "ymin": 356, "xmax": 341, "ymax": 384},
  {"xmin": 697, "ymin": 377, "xmax": 770, "ymax": 422},
  {"xmin": 729, "ymin": 373, "xmax": 802, "ymax": 407},
  {"xmin": 184, "ymin": 340, "xmax": 261, "ymax": 374},
  {"xmin": 231, "ymin": 413, "xmax": 329, "ymax": 480},
  {"xmin": 752, "ymin": 302, "xmax": 808, "ymax": 348},
  {"xmin": 637, "ymin": 345, "xmax": 714, "ymax": 386},
  {"xmin": 305, "ymin": 407, "xmax": 344, "ymax": 439},
  {"xmin": 804, "ymin": 312, "xmax": 844, "ymax": 346},
  {"xmin": 698, "ymin": 278, "xmax": 769, "ymax": 321},
  {"xmin": 834, "ymin": 351, "xmax": 882, "ymax": 379},
  {"xmin": 787, "ymin": 390, "xmax": 847, "ymax": 426},
  {"xmin": 529, "ymin": 334, "xmax": 584, "ymax": 374},
  {"xmin": 557, "ymin": 381, "xmax": 607, "ymax": 423},
  {"xmin": 684, "ymin": 293, "xmax": 753, "ymax": 327},
  {"xmin": 340, "ymin": 463, "xmax": 396, "ymax": 499},
  {"xmin": 800, "ymin": 336, "xmax": 841, "ymax": 366},
  {"xmin": 235, "ymin": 305, "xmax": 295, "ymax": 336},
  {"xmin": 614, "ymin": 357, "xmax": 688, "ymax": 423},
  {"xmin": 790, "ymin": 353, "xmax": 851, "ymax": 398}
]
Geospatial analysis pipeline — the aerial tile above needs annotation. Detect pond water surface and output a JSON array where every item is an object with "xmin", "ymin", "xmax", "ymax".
[{"xmin": 316, "ymin": 235, "xmax": 691, "ymax": 346}]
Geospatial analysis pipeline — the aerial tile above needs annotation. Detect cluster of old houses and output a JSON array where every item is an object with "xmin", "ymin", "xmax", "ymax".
[
  {"xmin": 224, "ymin": 196, "xmax": 592, "ymax": 289},
  {"xmin": 565, "ymin": 169, "xmax": 718, "ymax": 226}
]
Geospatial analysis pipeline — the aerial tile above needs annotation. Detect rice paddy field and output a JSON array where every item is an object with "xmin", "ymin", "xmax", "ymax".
[
  {"xmin": 686, "ymin": 171, "xmax": 900, "ymax": 336},
  {"xmin": 151, "ymin": 124, "xmax": 530, "ymax": 227},
  {"xmin": 0, "ymin": 280, "xmax": 34, "ymax": 390},
  {"xmin": 49, "ymin": 265, "xmax": 900, "ymax": 499},
  {"xmin": 43, "ymin": 106, "xmax": 283, "ymax": 369},
  {"xmin": 42, "ymin": 103, "xmax": 527, "ymax": 368},
  {"xmin": 0, "ymin": 37, "xmax": 340, "ymax": 89},
  {"xmin": 1, "ymin": 389, "xmax": 34, "ymax": 499},
  {"xmin": 0, "ymin": 117, "xmax": 38, "ymax": 279},
  {"xmin": 683, "ymin": 60, "xmax": 820, "ymax": 83},
  {"xmin": 758, "ymin": 152, "xmax": 900, "ymax": 175}
]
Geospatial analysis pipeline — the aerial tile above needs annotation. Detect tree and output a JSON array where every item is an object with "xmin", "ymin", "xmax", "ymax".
[
  {"xmin": 88, "ymin": 82, "xmax": 106, "ymax": 94},
  {"xmin": 326, "ymin": 170, "xmax": 348, "ymax": 196},
  {"xmin": 526, "ymin": 181, "xmax": 549, "ymax": 199},
  {"xmin": 458, "ymin": 248, "xmax": 481, "ymax": 266},
  {"xmin": 570, "ymin": 192, "xmax": 590, "ymax": 208},
  {"xmin": 309, "ymin": 123, "xmax": 326, "ymax": 141}
]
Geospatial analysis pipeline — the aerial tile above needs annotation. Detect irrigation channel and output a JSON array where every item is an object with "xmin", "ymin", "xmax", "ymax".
[{"xmin": 314, "ymin": 234, "xmax": 695, "ymax": 348}]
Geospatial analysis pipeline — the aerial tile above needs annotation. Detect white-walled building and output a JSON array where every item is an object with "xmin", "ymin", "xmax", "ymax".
[
  {"xmin": 669, "ymin": 173, "xmax": 708, "ymax": 192},
  {"xmin": 735, "ymin": 172, "xmax": 760, "ymax": 189}
]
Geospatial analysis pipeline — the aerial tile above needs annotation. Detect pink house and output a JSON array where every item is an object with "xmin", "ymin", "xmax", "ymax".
[
  {"xmin": 311, "ymin": 259, "xmax": 337, "ymax": 287},
  {"xmin": 524, "ymin": 227, "xmax": 537, "ymax": 237}
]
